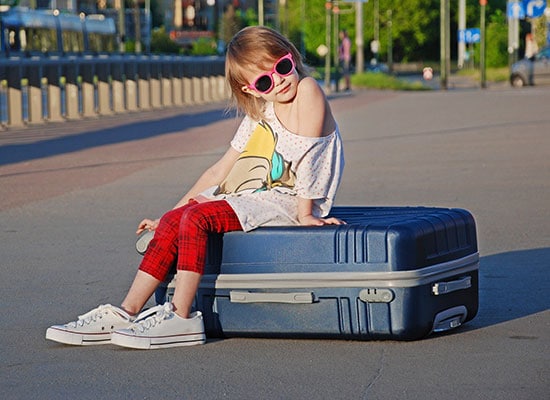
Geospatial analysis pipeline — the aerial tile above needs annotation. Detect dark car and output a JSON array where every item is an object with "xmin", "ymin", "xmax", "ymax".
[{"xmin": 510, "ymin": 46, "xmax": 550, "ymax": 87}]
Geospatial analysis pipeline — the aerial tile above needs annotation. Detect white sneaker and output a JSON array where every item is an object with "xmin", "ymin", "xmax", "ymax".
[
  {"xmin": 46, "ymin": 304, "xmax": 134, "ymax": 346},
  {"xmin": 111, "ymin": 302, "xmax": 205, "ymax": 350},
  {"xmin": 135, "ymin": 230, "xmax": 154, "ymax": 255}
]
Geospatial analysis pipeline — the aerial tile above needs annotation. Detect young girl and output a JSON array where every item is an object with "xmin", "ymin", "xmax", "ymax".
[{"xmin": 46, "ymin": 26, "xmax": 345, "ymax": 350}]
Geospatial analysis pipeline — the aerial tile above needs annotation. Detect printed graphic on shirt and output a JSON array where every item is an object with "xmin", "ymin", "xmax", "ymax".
[{"xmin": 215, "ymin": 121, "xmax": 295, "ymax": 195}]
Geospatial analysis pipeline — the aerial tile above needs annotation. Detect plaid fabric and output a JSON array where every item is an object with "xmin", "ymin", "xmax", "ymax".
[{"xmin": 139, "ymin": 200, "xmax": 242, "ymax": 280}]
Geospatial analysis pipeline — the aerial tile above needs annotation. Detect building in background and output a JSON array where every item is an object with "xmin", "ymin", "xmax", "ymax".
[{"xmin": 5, "ymin": 0, "xmax": 280, "ymax": 53}]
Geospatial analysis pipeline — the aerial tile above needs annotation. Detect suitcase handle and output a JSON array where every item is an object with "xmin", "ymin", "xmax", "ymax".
[
  {"xmin": 230, "ymin": 291, "xmax": 314, "ymax": 304},
  {"xmin": 432, "ymin": 306, "xmax": 468, "ymax": 332},
  {"xmin": 432, "ymin": 276, "xmax": 471, "ymax": 296}
]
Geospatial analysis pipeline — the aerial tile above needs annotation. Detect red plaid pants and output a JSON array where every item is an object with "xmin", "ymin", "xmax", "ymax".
[{"xmin": 138, "ymin": 200, "xmax": 242, "ymax": 280}]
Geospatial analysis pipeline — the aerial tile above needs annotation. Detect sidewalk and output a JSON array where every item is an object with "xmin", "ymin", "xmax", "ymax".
[{"xmin": 1, "ymin": 84, "xmax": 548, "ymax": 400}]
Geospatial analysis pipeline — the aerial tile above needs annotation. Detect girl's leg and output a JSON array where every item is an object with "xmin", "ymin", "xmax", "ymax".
[
  {"xmin": 170, "ymin": 270, "xmax": 202, "ymax": 318},
  {"xmin": 121, "ymin": 204, "xmax": 194, "ymax": 314},
  {"xmin": 120, "ymin": 270, "xmax": 161, "ymax": 315},
  {"xmin": 172, "ymin": 200, "xmax": 242, "ymax": 318}
]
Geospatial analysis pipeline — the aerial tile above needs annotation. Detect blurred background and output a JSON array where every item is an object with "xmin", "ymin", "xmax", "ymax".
[
  {"xmin": 1, "ymin": 1, "xmax": 548, "ymax": 70},
  {"xmin": 1, "ymin": 0, "xmax": 548, "ymax": 128}
]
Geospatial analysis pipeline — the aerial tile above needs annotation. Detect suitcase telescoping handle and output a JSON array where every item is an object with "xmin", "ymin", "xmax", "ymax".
[
  {"xmin": 432, "ymin": 276, "xmax": 471, "ymax": 296},
  {"xmin": 230, "ymin": 291, "xmax": 314, "ymax": 304}
]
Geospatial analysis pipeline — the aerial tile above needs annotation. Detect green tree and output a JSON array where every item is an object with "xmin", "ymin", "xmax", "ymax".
[
  {"xmin": 379, "ymin": 0, "xmax": 440, "ymax": 62},
  {"xmin": 219, "ymin": 4, "xmax": 248, "ymax": 45},
  {"xmin": 282, "ymin": 0, "xmax": 354, "ymax": 64},
  {"xmin": 190, "ymin": 37, "xmax": 217, "ymax": 55},
  {"xmin": 485, "ymin": 9, "xmax": 508, "ymax": 67},
  {"xmin": 283, "ymin": 0, "xmax": 511, "ymax": 65},
  {"xmin": 150, "ymin": 26, "xmax": 180, "ymax": 54}
]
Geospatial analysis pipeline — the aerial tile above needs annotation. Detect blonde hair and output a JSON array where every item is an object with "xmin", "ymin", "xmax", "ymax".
[{"xmin": 225, "ymin": 26, "xmax": 308, "ymax": 121}]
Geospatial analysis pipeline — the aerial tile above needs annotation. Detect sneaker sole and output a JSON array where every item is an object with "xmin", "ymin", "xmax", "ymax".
[
  {"xmin": 111, "ymin": 331, "xmax": 205, "ymax": 349},
  {"xmin": 46, "ymin": 327, "xmax": 112, "ymax": 346},
  {"xmin": 136, "ymin": 231, "xmax": 154, "ymax": 255}
]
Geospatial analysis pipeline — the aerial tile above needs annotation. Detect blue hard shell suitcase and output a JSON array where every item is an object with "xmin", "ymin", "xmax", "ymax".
[{"xmin": 161, "ymin": 206, "xmax": 479, "ymax": 341}]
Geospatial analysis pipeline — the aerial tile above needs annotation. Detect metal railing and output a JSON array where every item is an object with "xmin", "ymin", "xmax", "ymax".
[{"xmin": 0, "ymin": 54, "xmax": 229, "ymax": 128}]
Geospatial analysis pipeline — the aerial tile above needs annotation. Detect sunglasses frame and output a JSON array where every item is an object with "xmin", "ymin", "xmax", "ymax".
[{"xmin": 246, "ymin": 53, "xmax": 295, "ymax": 94}]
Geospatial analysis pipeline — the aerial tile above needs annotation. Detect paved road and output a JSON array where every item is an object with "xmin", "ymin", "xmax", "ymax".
[{"xmin": 1, "ymin": 83, "xmax": 548, "ymax": 399}]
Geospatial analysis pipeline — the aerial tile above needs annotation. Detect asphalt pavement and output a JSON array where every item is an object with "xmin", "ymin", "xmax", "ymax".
[{"xmin": 0, "ymin": 79, "xmax": 548, "ymax": 399}]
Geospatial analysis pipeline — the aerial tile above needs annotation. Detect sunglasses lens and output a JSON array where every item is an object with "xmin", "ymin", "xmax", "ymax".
[
  {"xmin": 254, "ymin": 75, "xmax": 273, "ymax": 93},
  {"xmin": 276, "ymin": 58, "xmax": 293, "ymax": 75}
]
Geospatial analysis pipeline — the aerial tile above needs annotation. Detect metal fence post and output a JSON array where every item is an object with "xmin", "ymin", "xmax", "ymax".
[
  {"xmin": 189, "ymin": 59, "xmax": 204, "ymax": 104},
  {"xmin": 172, "ymin": 59, "xmax": 183, "ymax": 106},
  {"xmin": 161, "ymin": 57, "xmax": 173, "ymax": 107},
  {"xmin": 137, "ymin": 60, "xmax": 151, "ymax": 110},
  {"xmin": 26, "ymin": 60, "xmax": 44, "ymax": 124},
  {"xmin": 96, "ymin": 59, "xmax": 112, "ymax": 115},
  {"xmin": 7, "ymin": 60, "xmax": 24, "ymax": 127},
  {"xmin": 124, "ymin": 58, "xmax": 138, "ymax": 111},
  {"xmin": 150, "ymin": 58, "xmax": 161, "ymax": 108},
  {"xmin": 182, "ymin": 60, "xmax": 194, "ymax": 105},
  {"xmin": 44, "ymin": 59, "xmax": 64, "ymax": 122},
  {"xmin": 81, "ymin": 61, "xmax": 96, "ymax": 118},
  {"xmin": 111, "ymin": 57, "xmax": 125, "ymax": 113},
  {"xmin": 64, "ymin": 59, "xmax": 80, "ymax": 120}
]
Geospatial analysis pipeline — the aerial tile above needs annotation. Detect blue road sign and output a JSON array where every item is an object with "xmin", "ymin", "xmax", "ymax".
[
  {"xmin": 459, "ymin": 28, "xmax": 481, "ymax": 44},
  {"xmin": 507, "ymin": 1, "xmax": 526, "ymax": 19},
  {"xmin": 523, "ymin": 0, "xmax": 546, "ymax": 17}
]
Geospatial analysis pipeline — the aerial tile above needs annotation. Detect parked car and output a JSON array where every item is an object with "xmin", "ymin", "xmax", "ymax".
[{"xmin": 510, "ymin": 46, "xmax": 550, "ymax": 87}]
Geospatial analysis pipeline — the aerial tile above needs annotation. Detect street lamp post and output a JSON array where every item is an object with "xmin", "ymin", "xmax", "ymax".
[
  {"xmin": 387, "ymin": 9, "xmax": 392, "ymax": 72},
  {"xmin": 259, "ymin": 0, "xmax": 264, "ymax": 26},
  {"xmin": 115, "ymin": 0, "xmax": 125, "ymax": 52},
  {"xmin": 324, "ymin": 1, "xmax": 332, "ymax": 91},
  {"xmin": 480, "ymin": 0, "xmax": 487, "ymax": 88},
  {"xmin": 440, "ymin": 0, "xmax": 450, "ymax": 89},
  {"xmin": 355, "ymin": 0, "xmax": 364, "ymax": 73}
]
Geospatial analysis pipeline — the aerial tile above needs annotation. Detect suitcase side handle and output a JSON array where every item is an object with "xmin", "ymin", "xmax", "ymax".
[
  {"xmin": 432, "ymin": 276, "xmax": 471, "ymax": 296},
  {"xmin": 230, "ymin": 291, "xmax": 314, "ymax": 304},
  {"xmin": 432, "ymin": 306, "xmax": 468, "ymax": 333}
]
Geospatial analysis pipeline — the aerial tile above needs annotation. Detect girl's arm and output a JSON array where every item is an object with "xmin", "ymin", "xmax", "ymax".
[
  {"xmin": 136, "ymin": 147, "xmax": 240, "ymax": 234},
  {"xmin": 294, "ymin": 79, "xmax": 343, "ymax": 226},
  {"xmin": 172, "ymin": 146, "xmax": 240, "ymax": 209},
  {"xmin": 297, "ymin": 197, "xmax": 344, "ymax": 226}
]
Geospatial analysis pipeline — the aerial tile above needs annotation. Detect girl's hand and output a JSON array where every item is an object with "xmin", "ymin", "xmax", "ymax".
[
  {"xmin": 298, "ymin": 215, "xmax": 346, "ymax": 226},
  {"xmin": 136, "ymin": 218, "xmax": 160, "ymax": 235}
]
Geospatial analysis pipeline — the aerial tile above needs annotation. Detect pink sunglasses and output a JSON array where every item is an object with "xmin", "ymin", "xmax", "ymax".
[{"xmin": 247, "ymin": 53, "xmax": 296, "ymax": 94}]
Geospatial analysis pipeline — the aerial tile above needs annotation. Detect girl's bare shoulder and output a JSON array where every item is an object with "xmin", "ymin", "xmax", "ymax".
[
  {"xmin": 295, "ymin": 78, "xmax": 333, "ymax": 138},
  {"xmin": 297, "ymin": 76, "xmax": 325, "ymax": 96},
  {"xmin": 296, "ymin": 77, "xmax": 326, "ymax": 112}
]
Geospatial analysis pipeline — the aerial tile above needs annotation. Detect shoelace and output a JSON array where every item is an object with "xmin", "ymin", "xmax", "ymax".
[
  {"xmin": 131, "ymin": 303, "xmax": 173, "ymax": 333},
  {"xmin": 68, "ymin": 304, "xmax": 112, "ymax": 328}
]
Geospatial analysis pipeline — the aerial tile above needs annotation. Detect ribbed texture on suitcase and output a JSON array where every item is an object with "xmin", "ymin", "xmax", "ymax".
[{"xmin": 204, "ymin": 207, "xmax": 477, "ymax": 274}]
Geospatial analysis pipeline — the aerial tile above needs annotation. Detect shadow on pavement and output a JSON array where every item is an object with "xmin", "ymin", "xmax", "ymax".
[
  {"xmin": 0, "ymin": 107, "xmax": 230, "ymax": 167},
  {"xmin": 468, "ymin": 247, "xmax": 549, "ymax": 330}
]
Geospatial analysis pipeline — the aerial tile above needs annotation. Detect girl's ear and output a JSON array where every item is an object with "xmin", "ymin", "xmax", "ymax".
[{"xmin": 241, "ymin": 86, "xmax": 261, "ymax": 97}]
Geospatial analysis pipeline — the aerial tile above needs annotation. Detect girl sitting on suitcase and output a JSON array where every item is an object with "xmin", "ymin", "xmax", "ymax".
[{"xmin": 46, "ymin": 26, "xmax": 345, "ymax": 349}]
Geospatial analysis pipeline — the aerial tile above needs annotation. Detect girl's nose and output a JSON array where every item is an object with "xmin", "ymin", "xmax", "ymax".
[{"xmin": 272, "ymin": 73, "xmax": 284, "ymax": 86}]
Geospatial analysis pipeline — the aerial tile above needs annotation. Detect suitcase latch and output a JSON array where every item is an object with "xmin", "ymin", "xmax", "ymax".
[{"xmin": 359, "ymin": 288, "xmax": 394, "ymax": 303}]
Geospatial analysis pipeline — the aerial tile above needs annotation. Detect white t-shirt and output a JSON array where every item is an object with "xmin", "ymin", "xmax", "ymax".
[{"xmin": 200, "ymin": 102, "xmax": 345, "ymax": 231}]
